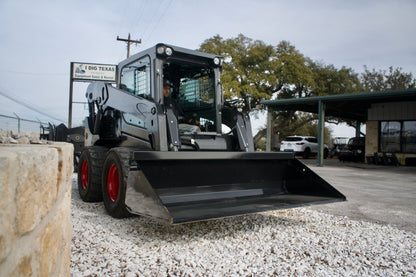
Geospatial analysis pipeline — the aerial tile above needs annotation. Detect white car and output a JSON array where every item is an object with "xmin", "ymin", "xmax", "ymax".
[{"xmin": 280, "ymin": 136, "xmax": 328, "ymax": 159}]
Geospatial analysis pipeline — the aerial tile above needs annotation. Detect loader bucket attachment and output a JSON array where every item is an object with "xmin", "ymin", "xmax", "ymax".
[{"xmin": 125, "ymin": 151, "xmax": 346, "ymax": 224}]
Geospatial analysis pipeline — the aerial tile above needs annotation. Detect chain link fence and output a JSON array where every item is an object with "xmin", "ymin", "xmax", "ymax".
[{"xmin": 0, "ymin": 114, "xmax": 48, "ymax": 134}]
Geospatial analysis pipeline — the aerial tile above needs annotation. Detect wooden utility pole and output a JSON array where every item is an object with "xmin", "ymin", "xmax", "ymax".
[{"xmin": 117, "ymin": 33, "xmax": 141, "ymax": 58}]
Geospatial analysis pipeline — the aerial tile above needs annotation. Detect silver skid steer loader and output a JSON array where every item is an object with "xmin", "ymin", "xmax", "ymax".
[{"xmin": 76, "ymin": 43, "xmax": 345, "ymax": 224}]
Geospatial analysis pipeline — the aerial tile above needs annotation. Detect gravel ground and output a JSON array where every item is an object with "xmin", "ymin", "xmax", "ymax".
[{"xmin": 70, "ymin": 175, "xmax": 416, "ymax": 276}]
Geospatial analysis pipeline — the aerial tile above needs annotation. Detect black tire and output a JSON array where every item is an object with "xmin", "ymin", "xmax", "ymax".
[
  {"xmin": 102, "ymin": 148, "xmax": 131, "ymax": 218},
  {"xmin": 77, "ymin": 146, "xmax": 107, "ymax": 202},
  {"xmin": 324, "ymin": 148, "xmax": 329, "ymax": 159},
  {"xmin": 303, "ymin": 148, "xmax": 311, "ymax": 159}
]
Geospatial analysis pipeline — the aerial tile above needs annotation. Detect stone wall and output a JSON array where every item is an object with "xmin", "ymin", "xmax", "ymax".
[
  {"xmin": 365, "ymin": 121, "xmax": 378, "ymax": 158},
  {"xmin": 0, "ymin": 142, "xmax": 73, "ymax": 276}
]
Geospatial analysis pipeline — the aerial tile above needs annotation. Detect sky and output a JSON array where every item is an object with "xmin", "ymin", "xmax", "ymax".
[{"xmin": 0, "ymin": 0, "xmax": 415, "ymax": 137}]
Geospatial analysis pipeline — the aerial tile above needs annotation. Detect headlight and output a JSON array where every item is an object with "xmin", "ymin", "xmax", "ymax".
[
  {"xmin": 157, "ymin": 46, "xmax": 165, "ymax": 55},
  {"xmin": 157, "ymin": 46, "xmax": 173, "ymax": 56},
  {"xmin": 213, "ymin": 57, "xmax": 223, "ymax": 66}
]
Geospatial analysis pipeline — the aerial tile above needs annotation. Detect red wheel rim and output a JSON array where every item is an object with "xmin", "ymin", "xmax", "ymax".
[
  {"xmin": 81, "ymin": 160, "xmax": 88, "ymax": 190},
  {"xmin": 107, "ymin": 164, "xmax": 119, "ymax": 202}
]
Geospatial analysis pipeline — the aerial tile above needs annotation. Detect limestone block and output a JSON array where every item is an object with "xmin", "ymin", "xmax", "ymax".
[
  {"xmin": 17, "ymin": 137, "xmax": 29, "ymax": 144},
  {"xmin": 9, "ymin": 256, "xmax": 33, "ymax": 277},
  {"xmin": 0, "ymin": 143, "xmax": 73, "ymax": 277},
  {"xmin": 10, "ymin": 132, "xmax": 19, "ymax": 139},
  {"xmin": 8, "ymin": 137, "xmax": 18, "ymax": 144},
  {"xmin": 0, "ymin": 150, "xmax": 17, "ymax": 263},
  {"xmin": 55, "ymin": 143, "xmax": 74, "ymax": 191},
  {"xmin": 36, "ymin": 219, "xmax": 60, "ymax": 276},
  {"xmin": 14, "ymin": 148, "xmax": 58, "ymax": 235},
  {"xmin": 35, "ymin": 187, "xmax": 72, "ymax": 276}
]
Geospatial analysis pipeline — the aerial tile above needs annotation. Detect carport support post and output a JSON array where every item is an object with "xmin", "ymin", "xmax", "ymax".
[
  {"xmin": 355, "ymin": 121, "xmax": 361, "ymax": 137},
  {"xmin": 266, "ymin": 107, "xmax": 273, "ymax": 152},
  {"xmin": 317, "ymin": 100, "xmax": 325, "ymax": 166}
]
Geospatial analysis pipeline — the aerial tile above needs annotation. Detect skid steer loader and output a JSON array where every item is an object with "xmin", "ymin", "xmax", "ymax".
[{"xmin": 77, "ymin": 43, "xmax": 345, "ymax": 224}]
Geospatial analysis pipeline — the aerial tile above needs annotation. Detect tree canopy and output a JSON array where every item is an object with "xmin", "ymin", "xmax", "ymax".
[
  {"xmin": 361, "ymin": 66, "xmax": 416, "ymax": 92},
  {"xmin": 199, "ymin": 34, "xmax": 416, "ymax": 147},
  {"xmin": 199, "ymin": 34, "xmax": 275, "ymax": 105},
  {"xmin": 199, "ymin": 34, "xmax": 366, "ymax": 104}
]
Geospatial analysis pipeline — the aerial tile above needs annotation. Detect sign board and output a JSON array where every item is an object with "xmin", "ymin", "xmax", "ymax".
[
  {"xmin": 68, "ymin": 62, "xmax": 117, "ymax": 127},
  {"xmin": 71, "ymin": 62, "xmax": 117, "ymax": 82}
]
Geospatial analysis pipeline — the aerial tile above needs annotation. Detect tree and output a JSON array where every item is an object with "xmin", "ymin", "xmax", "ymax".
[
  {"xmin": 199, "ymin": 34, "xmax": 275, "ymax": 106},
  {"xmin": 309, "ymin": 61, "xmax": 363, "ymax": 96},
  {"xmin": 200, "ymin": 35, "xmax": 325, "ymax": 146},
  {"xmin": 361, "ymin": 66, "xmax": 416, "ymax": 92},
  {"xmin": 272, "ymin": 41, "xmax": 315, "ymax": 99},
  {"xmin": 307, "ymin": 61, "xmax": 364, "ymax": 130},
  {"xmin": 199, "ymin": 34, "xmax": 392, "ymax": 148},
  {"xmin": 199, "ymin": 36, "xmax": 323, "ymax": 103}
]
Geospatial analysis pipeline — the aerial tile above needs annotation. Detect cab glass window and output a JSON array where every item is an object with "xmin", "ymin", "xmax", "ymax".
[
  {"xmin": 163, "ymin": 61, "xmax": 216, "ymax": 125},
  {"xmin": 120, "ymin": 56, "xmax": 151, "ymax": 97},
  {"xmin": 179, "ymin": 73, "xmax": 215, "ymax": 111}
]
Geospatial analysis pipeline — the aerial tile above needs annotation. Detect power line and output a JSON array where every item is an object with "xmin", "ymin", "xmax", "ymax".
[
  {"xmin": 134, "ymin": 0, "xmax": 152, "ymax": 42},
  {"xmin": 0, "ymin": 89, "xmax": 66, "ymax": 123},
  {"xmin": 0, "ymin": 113, "xmax": 47, "ymax": 125},
  {"xmin": 132, "ymin": 0, "xmax": 148, "ymax": 38},
  {"xmin": 139, "ymin": 1, "xmax": 163, "ymax": 43},
  {"xmin": 0, "ymin": 69, "xmax": 67, "ymax": 76},
  {"xmin": 144, "ymin": 0, "xmax": 173, "ymax": 43}
]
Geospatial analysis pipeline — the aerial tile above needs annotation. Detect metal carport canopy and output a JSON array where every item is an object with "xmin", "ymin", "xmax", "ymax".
[
  {"xmin": 261, "ymin": 88, "xmax": 416, "ymax": 122},
  {"xmin": 260, "ymin": 88, "xmax": 416, "ymax": 166}
]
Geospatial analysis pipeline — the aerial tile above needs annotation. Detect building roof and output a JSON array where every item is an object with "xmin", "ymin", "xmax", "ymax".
[{"xmin": 261, "ymin": 88, "xmax": 416, "ymax": 122}]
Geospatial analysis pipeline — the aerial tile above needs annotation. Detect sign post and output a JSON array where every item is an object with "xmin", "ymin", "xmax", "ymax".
[{"xmin": 69, "ymin": 62, "xmax": 117, "ymax": 128}]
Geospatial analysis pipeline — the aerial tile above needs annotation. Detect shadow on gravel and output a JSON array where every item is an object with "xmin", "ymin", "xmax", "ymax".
[
  {"xmin": 71, "ymin": 186, "xmax": 305, "ymax": 243},
  {"xmin": 130, "ymin": 211, "xmax": 304, "ymax": 241}
]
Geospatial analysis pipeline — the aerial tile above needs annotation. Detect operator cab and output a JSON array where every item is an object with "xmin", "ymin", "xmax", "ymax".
[{"xmin": 116, "ymin": 43, "xmax": 248, "ymax": 151}]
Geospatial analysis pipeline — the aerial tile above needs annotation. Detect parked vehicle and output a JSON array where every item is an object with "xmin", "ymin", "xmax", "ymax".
[
  {"xmin": 280, "ymin": 136, "xmax": 328, "ymax": 159},
  {"xmin": 329, "ymin": 137, "xmax": 349, "ymax": 158},
  {"xmin": 339, "ymin": 136, "xmax": 365, "ymax": 162}
]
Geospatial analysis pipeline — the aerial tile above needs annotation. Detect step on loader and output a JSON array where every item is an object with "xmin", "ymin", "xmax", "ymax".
[{"xmin": 74, "ymin": 43, "xmax": 345, "ymax": 224}]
